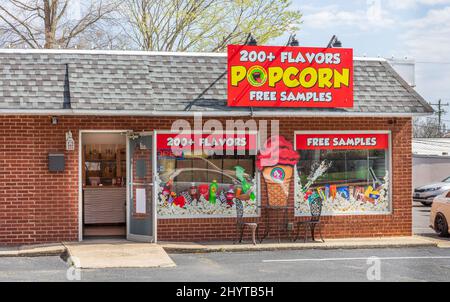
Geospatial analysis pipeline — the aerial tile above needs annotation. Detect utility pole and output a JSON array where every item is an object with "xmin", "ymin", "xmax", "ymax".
[{"xmin": 429, "ymin": 99, "xmax": 450, "ymax": 136}]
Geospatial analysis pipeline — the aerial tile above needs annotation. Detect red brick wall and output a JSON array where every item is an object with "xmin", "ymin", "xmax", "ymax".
[{"xmin": 0, "ymin": 115, "xmax": 412, "ymax": 244}]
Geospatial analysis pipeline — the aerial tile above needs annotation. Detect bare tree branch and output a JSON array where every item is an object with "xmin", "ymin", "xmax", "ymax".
[
  {"xmin": 413, "ymin": 117, "xmax": 444, "ymax": 138},
  {"xmin": 0, "ymin": 4, "xmax": 38, "ymax": 48},
  {"xmin": 0, "ymin": 0, "xmax": 121, "ymax": 49}
]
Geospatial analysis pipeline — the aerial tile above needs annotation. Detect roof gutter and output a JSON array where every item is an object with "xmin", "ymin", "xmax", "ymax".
[
  {"xmin": 0, "ymin": 109, "xmax": 433, "ymax": 118},
  {"xmin": 0, "ymin": 48, "xmax": 387, "ymax": 62}
]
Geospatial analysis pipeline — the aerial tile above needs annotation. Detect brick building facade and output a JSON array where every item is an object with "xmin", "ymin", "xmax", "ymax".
[
  {"xmin": 0, "ymin": 115, "xmax": 413, "ymax": 244},
  {"xmin": 0, "ymin": 50, "xmax": 432, "ymax": 245}
]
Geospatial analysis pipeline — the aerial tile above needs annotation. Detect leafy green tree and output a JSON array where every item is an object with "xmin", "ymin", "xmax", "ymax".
[{"xmin": 123, "ymin": 0, "xmax": 302, "ymax": 51}]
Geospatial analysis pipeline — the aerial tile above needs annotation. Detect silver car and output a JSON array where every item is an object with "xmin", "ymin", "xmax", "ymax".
[{"xmin": 413, "ymin": 176, "xmax": 450, "ymax": 206}]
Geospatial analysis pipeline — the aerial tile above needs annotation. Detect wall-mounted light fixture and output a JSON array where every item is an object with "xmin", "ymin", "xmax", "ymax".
[
  {"xmin": 51, "ymin": 116, "xmax": 58, "ymax": 125},
  {"xmin": 247, "ymin": 35, "xmax": 257, "ymax": 46},
  {"xmin": 388, "ymin": 118, "xmax": 397, "ymax": 125},
  {"xmin": 244, "ymin": 33, "xmax": 257, "ymax": 46},
  {"xmin": 327, "ymin": 35, "xmax": 342, "ymax": 48},
  {"xmin": 287, "ymin": 34, "xmax": 299, "ymax": 46},
  {"xmin": 66, "ymin": 131, "xmax": 75, "ymax": 151}
]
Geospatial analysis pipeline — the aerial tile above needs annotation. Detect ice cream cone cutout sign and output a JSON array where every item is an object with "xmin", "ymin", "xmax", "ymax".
[{"xmin": 257, "ymin": 136, "xmax": 300, "ymax": 207}]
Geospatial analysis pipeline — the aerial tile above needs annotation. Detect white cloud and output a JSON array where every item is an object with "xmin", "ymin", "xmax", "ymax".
[
  {"xmin": 402, "ymin": 7, "xmax": 450, "ymax": 59},
  {"xmin": 359, "ymin": 1, "xmax": 450, "ymax": 121},
  {"xmin": 294, "ymin": 0, "xmax": 450, "ymax": 118},
  {"xmin": 387, "ymin": 0, "xmax": 450, "ymax": 10},
  {"xmin": 301, "ymin": 1, "xmax": 394, "ymax": 30},
  {"xmin": 415, "ymin": 64, "xmax": 450, "ymax": 103},
  {"xmin": 302, "ymin": 10, "xmax": 363, "ymax": 28},
  {"xmin": 397, "ymin": 6, "xmax": 450, "ymax": 105}
]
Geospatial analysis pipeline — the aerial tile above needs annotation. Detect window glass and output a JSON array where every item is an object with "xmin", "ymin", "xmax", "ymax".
[
  {"xmin": 295, "ymin": 133, "xmax": 390, "ymax": 216},
  {"xmin": 156, "ymin": 133, "xmax": 259, "ymax": 217}
]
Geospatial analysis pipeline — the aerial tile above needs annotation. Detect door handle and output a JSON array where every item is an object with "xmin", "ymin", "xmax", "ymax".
[{"xmin": 131, "ymin": 183, "xmax": 154, "ymax": 186}]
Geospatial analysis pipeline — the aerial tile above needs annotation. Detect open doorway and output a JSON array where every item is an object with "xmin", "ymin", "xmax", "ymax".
[{"xmin": 81, "ymin": 132, "xmax": 127, "ymax": 238}]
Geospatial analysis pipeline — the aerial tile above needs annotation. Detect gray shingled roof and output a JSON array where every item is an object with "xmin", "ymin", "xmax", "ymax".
[{"xmin": 0, "ymin": 50, "xmax": 433, "ymax": 116}]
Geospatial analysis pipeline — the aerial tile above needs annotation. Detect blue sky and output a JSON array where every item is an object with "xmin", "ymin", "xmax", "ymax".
[{"xmin": 277, "ymin": 0, "xmax": 450, "ymax": 124}]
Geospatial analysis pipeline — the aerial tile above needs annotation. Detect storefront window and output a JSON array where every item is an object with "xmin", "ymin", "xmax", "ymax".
[
  {"xmin": 156, "ymin": 132, "xmax": 259, "ymax": 217},
  {"xmin": 294, "ymin": 132, "xmax": 390, "ymax": 216}
]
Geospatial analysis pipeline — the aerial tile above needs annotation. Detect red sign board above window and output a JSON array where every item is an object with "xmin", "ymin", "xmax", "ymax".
[
  {"xmin": 156, "ymin": 132, "xmax": 257, "ymax": 154},
  {"xmin": 227, "ymin": 44, "xmax": 353, "ymax": 108},
  {"xmin": 295, "ymin": 133, "xmax": 389, "ymax": 150}
]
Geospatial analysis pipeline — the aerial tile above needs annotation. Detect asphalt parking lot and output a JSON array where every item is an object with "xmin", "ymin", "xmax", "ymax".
[
  {"xmin": 0, "ymin": 200, "xmax": 447, "ymax": 282},
  {"xmin": 0, "ymin": 246, "xmax": 449, "ymax": 282},
  {"xmin": 413, "ymin": 201, "xmax": 434, "ymax": 235}
]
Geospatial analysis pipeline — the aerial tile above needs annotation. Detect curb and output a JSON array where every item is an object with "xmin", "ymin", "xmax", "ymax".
[
  {"xmin": 414, "ymin": 235, "xmax": 450, "ymax": 249},
  {"xmin": 0, "ymin": 245, "xmax": 67, "ymax": 257},
  {"xmin": 0, "ymin": 238, "xmax": 442, "ymax": 257},
  {"xmin": 162, "ymin": 241, "xmax": 438, "ymax": 254}
]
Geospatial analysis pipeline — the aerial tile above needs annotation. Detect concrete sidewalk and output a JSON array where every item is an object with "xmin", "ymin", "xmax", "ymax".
[
  {"xmin": 160, "ymin": 236, "xmax": 439, "ymax": 253},
  {"xmin": 0, "ymin": 235, "xmax": 445, "ymax": 259},
  {"xmin": 63, "ymin": 239, "xmax": 176, "ymax": 269},
  {"xmin": 415, "ymin": 234, "xmax": 450, "ymax": 248}
]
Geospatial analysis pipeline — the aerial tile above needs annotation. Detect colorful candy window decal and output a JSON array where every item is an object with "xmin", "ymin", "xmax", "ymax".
[
  {"xmin": 155, "ymin": 132, "xmax": 259, "ymax": 217},
  {"xmin": 294, "ymin": 132, "xmax": 391, "ymax": 216},
  {"xmin": 256, "ymin": 136, "xmax": 299, "ymax": 207}
]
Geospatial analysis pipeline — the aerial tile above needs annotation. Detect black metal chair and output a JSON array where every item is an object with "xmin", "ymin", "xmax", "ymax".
[
  {"xmin": 294, "ymin": 195, "xmax": 324, "ymax": 242},
  {"xmin": 234, "ymin": 198, "xmax": 258, "ymax": 245}
]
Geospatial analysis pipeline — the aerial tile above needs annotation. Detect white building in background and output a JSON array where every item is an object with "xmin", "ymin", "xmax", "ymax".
[
  {"xmin": 387, "ymin": 57, "xmax": 415, "ymax": 87},
  {"xmin": 413, "ymin": 138, "xmax": 450, "ymax": 188}
]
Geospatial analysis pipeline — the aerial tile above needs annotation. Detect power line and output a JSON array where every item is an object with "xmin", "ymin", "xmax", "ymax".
[
  {"xmin": 413, "ymin": 140, "xmax": 450, "ymax": 146},
  {"xmin": 416, "ymin": 61, "xmax": 450, "ymax": 65},
  {"xmin": 429, "ymin": 99, "xmax": 450, "ymax": 135},
  {"xmin": 413, "ymin": 126, "xmax": 441, "ymax": 130}
]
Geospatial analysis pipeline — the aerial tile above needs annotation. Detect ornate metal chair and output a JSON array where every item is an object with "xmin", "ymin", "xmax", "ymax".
[
  {"xmin": 234, "ymin": 198, "xmax": 258, "ymax": 245},
  {"xmin": 294, "ymin": 195, "xmax": 324, "ymax": 242}
]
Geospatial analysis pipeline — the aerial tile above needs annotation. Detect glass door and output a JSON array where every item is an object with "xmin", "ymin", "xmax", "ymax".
[{"xmin": 127, "ymin": 132, "xmax": 156, "ymax": 242}]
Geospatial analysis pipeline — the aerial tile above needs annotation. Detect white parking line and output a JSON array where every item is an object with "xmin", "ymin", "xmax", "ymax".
[{"xmin": 262, "ymin": 256, "xmax": 450, "ymax": 263}]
